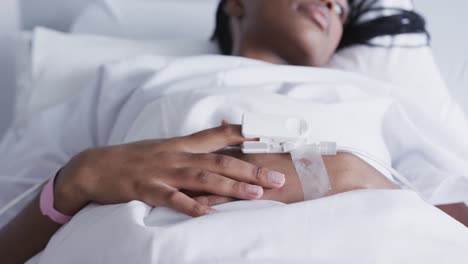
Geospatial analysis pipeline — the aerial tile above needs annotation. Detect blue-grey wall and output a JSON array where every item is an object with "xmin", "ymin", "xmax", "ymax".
[
  {"xmin": 0, "ymin": 0, "xmax": 18, "ymax": 140},
  {"xmin": 414, "ymin": 0, "xmax": 468, "ymax": 115}
]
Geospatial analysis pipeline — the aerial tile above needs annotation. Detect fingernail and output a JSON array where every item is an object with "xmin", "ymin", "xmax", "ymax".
[
  {"xmin": 206, "ymin": 208, "xmax": 218, "ymax": 215},
  {"xmin": 268, "ymin": 171, "xmax": 286, "ymax": 186},
  {"xmin": 247, "ymin": 185, "xmax": 263, "ymax": 197}
]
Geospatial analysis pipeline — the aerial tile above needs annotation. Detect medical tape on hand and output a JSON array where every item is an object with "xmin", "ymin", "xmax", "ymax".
[{"xmin": 291, "ymin": 145, "xmax": 331, "ymax": 201}]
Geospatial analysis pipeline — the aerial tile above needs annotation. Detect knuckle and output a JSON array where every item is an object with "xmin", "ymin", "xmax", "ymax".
[
  {"xmin": 214, "ymin": 155, "xmax": 231, "ymax": 169},
  {"xmin": 253, "ymin": 166, "xmax": 268, "ymax": 181},
  {"xmin": 195, "ymin": 169, "xmax": 210, "ymax": 184},
  {"xmin": 231, "ymin": 181, "xmax": 243, "ymax": 193}
]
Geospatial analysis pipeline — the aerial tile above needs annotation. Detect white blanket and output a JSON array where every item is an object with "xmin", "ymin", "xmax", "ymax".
[
  {"xmin": 0, "ymin": 55, "xmax": 467, "ymax": 263},
  {"xmin": 38, "ymin": 190, "xmax": 468, "ymax": 264}
]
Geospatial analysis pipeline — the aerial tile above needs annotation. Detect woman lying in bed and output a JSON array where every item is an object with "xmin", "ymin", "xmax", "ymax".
[{"xmin": 1, "ymin": 0, "xmax": 467, "ymax": 262}]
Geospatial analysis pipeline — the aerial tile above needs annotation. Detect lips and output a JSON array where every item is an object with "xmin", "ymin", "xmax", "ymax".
[{"xmin": 297, "ymin": 2, "xmax": 330, "ymax": 31}]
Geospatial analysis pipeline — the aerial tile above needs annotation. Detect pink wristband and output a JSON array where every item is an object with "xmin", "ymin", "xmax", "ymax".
[{"xmin": 40, "ymin": 176, "xmax": 72, "ymax": 224}]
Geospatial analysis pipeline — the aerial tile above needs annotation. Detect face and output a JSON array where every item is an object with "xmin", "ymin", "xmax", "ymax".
[{"xmin": 226, "ymin": 0, "xmax": 349, "ymax": 66}]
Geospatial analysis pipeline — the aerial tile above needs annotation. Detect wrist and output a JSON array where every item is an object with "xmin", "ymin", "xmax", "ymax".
[{"xmin": 53, "ymin": 167, "xmax": 90, "ymax": 216}]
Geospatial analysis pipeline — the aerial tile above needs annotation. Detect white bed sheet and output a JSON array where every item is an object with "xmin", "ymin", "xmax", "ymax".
[{"xmin": 15, "ymin": 54, "xmax": 465, "ymax": 263}]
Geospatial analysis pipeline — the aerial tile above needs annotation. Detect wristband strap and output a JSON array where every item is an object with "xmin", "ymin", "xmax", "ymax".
[{"xmin": 40, "ymin": 176, "xmax": 72, "ymax": 224}]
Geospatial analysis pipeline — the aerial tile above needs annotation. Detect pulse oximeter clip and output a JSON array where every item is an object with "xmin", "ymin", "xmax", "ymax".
[{"xmin": 240, "ymin": 113, "xmax": 337, "ymax": 155}]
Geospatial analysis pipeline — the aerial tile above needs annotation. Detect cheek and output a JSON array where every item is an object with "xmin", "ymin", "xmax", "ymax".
[
  {"xmin": 329, "ymin": 19, "xmax": 344, "ymax": 48},
  {"xmin": 291, "ymin": 22, "xmax": 343, "ymax": 66},
  {"xmin": 249, "ymin": 3, "xmax": 293, "ymax": 34},
  {"xmin": 308, "ymin": 19, "xmax": 343, "ymax": 64}
]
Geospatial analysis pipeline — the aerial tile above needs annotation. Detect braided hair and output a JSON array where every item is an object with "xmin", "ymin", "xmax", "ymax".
[{"xmin": 211, "ymin": 0, "xmax": 430, "ymax": 55}]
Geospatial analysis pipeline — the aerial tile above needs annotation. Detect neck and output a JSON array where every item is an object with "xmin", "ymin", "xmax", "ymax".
[{"xmin": 233, "ymin": 41, "xmax": 287, "ymax": 65}]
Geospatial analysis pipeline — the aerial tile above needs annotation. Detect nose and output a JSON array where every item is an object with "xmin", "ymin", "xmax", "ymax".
[{"xmin": 320, "ymin": 0, "xmax": 336, "ymax": 11}]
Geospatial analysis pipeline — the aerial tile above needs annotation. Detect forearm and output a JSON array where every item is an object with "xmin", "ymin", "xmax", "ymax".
[
  {"xmin": 0, "ymin": 170, "xmax": 87, "ymax": 263},
  {"xmin": 0, "ymin": 195, "xmax": 61, "ymax": 263},
  {"xmin": 437, "ymin": 204, "xmax": 468, "ymax": 227}
]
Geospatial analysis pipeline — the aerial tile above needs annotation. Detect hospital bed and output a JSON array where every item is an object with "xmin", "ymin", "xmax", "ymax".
[
  {"xmin": 0, "ymin": 0, "xmax": 467, "ymax": 263},
  {"xmin": 0, "ymin": 0, "xmax": 467, "ymax": 139}
]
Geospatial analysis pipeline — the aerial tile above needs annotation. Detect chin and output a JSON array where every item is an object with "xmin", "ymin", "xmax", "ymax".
[{"xmin": 290, "ymin": 46, "xmax": 332, "ymax": 67}]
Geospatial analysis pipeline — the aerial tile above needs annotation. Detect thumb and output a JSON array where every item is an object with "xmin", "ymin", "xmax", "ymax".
[{"xmin": 221, "ymin": 119, "xmax": 231, "ymax": 126}]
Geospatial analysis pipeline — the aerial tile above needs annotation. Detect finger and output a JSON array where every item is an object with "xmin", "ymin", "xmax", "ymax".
[
  {"xmin": 166, "ymin": 191, "xmax": 216, "ymax": 217},
  {"xmin": 148, "ymin": 185, "xmax": 215, "ymax": 217},
  {"xmin": 181, "ymin": 124, "xmax": 252, "ymax": 153},
  {"xmin": 170, "ymin": 168, "xmax": 264, "ymax": 200},
  {"xmin": 194, "ymin": 195, "xmax": 235, "ymax": 206},
  {"xmin": 221, "ymin": 119, "xmax": 231, "ymax": 126},
  {"xmin": 184, "ymin": 153, "xmax": 286, "ymax": 189}
]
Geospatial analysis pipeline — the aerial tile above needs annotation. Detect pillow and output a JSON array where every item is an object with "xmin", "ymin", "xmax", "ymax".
[
  {"xmin": 71, "ymin": 0, "xmax": 415, "ymax": 40},
  {"xmin": 328, "ymin": 35, "xmax": 456, "ymax": 117},
  {"xmin": 23, "ymin": 1, "xmax": 466, "ymax": 131},
  {"xmin": 14, "ymin": 27, "xmax": 219, "ymax": 127},
  {"xmin": 72, "ymin": 0, "xmax": 219, "ymax": 40}
]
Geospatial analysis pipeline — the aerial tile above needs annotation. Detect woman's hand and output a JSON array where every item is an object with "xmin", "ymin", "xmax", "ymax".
[
  {"xmin": 195, "ymin": 150, "xmax": 398, "ymax": 206},
  {"xmin": 53, "ymin": 125, "xmax": 286, "ymax": 217}
]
